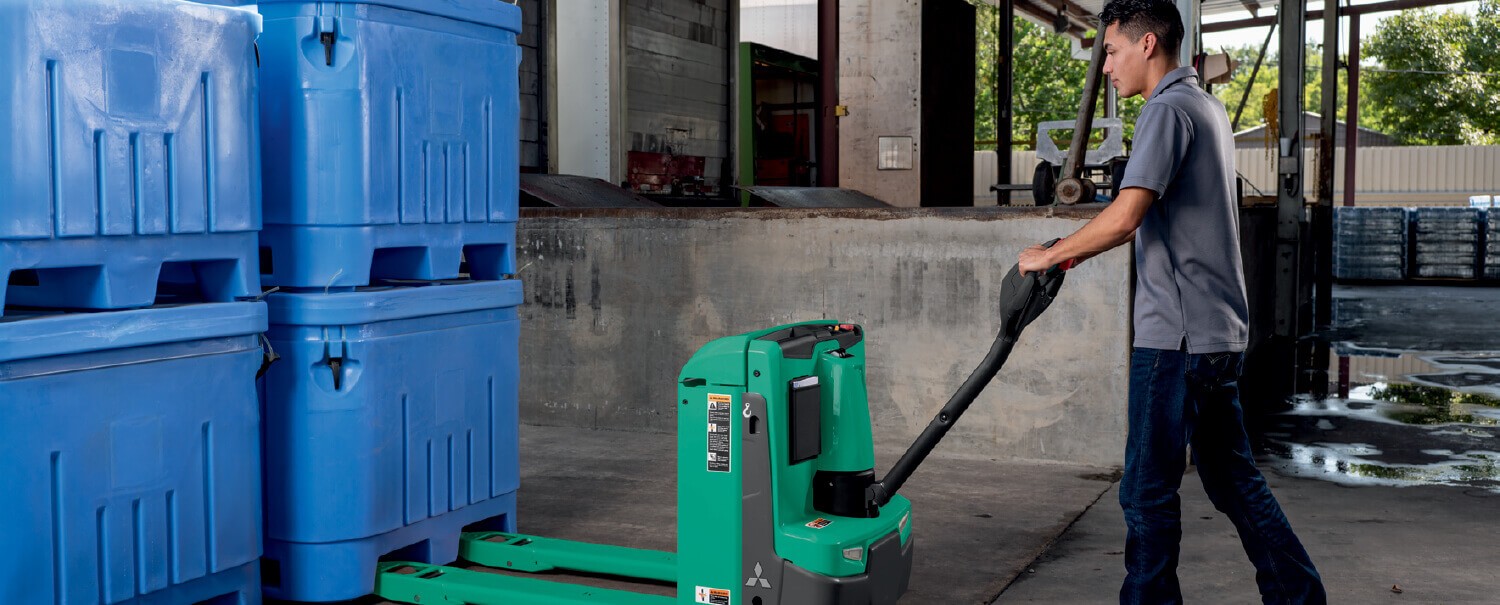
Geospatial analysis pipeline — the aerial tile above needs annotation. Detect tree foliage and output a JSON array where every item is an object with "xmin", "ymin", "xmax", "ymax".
[
  {"xmin": 974, "ymin": 0, "xmax": 1500, "ymax": 148},
  {"xmin": 1208, "ymin": 41, "xmax": 1362, "ymax": 135},
  {"xmin": 974, "ymin": 9, "xmax": 1143, "ymax": 150},
  {"xmin": 1364, "ymin": 0, "xmax": 1500, "ymax": 145}
]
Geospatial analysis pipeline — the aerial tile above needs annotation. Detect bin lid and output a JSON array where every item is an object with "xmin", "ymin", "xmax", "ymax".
[
  {"xmin": 0, "ymin": 302, "xmax": 268, "ymax": 364},
  {"xmin": 202, "ymin": 0, "xmax": 522, "ymax": 32},
  {"xmin": 266, "ymin": 279, "xmax": 523, "ymax": 326}
]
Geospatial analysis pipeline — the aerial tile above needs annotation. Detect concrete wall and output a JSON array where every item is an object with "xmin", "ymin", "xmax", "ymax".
[
  {"xmin": 838, "ymin": 0, "xmax": 922, "ymax": 206},
  {"xmin": 516, "ymin": 208, "xmax": 1132, "ymax": 466},
  {"xmin": 624, "ymin": 0, "xmax": 734, "ymax": 190}
]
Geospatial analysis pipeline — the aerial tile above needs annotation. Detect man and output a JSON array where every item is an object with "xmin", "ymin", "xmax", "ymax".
[{"xmin": 1017, "ymin": 0, "xmax": 1327, "ymax": 603}]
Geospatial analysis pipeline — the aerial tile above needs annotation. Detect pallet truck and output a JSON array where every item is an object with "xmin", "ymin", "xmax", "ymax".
[{"xmin": 374, "ymin": 248, "xmax": 1071, "ymax": 604}]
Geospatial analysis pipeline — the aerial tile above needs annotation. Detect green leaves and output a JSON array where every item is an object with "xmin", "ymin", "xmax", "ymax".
[
  {"xmin": 973, "ymin": 0, "xmax": 1500, "ymax": 148},
  {"xmin": 973, "ymin": 13, "xmax": 1143, "ymax": 149},
  {"xmin": 1365, "ymin": 0, "xmax": 1500, "ymax": 145}
]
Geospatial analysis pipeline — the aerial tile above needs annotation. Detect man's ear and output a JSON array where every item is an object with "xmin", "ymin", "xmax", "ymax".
[{"xmin": 1141, "ymin": 31, "xmax": 1158, "ymax": 59}]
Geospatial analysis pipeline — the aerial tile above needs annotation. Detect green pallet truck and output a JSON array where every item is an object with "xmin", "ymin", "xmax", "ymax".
[{"xmin": 376, "ymin": 250, "xmax": 1070, "ymax": 605}]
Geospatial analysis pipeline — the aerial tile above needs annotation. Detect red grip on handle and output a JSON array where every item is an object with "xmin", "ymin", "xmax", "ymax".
[{"xmin": 1052, "ymin": 237, "xmax": 1077, "ymax": 271}]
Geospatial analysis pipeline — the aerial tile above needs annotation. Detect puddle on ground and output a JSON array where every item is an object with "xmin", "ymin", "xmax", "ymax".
[
  {"xmin": 1261, "ymin": 441, "xmax": 1500, "ymax": 491},
  {"xmin": 1256, "ymin": 349, "xmax": 1500, "ymax": 493}
]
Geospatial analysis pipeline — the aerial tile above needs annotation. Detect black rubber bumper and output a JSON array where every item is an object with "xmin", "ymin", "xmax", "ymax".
[{"xmin": 779, "ymin": 530, "xmax": 915, "ymax": 605}]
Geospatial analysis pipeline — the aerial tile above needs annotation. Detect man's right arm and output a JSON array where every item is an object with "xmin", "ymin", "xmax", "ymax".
[{"xmin": 1018, "ymin": 186, "xmax": 1153, "ymax": 273}]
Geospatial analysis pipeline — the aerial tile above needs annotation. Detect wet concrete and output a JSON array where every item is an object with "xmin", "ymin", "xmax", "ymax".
[
  {"xmin": 997, "ymin": 284, "xmax": 1500, "ymax": 602},
  {"xmin": 1329, "ymin": 284, "xmax": 1500, "ymax": 351}
]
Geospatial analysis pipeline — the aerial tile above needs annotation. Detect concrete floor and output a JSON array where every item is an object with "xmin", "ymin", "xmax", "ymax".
[
  {"xmin": 998, "ymin": 469, "xmax": 1500, "ymax": 603},
  {"xmin": 1000, "ymin": 284, "xmax": 1500, "ymax": 603},
  {"xmin": 339, "ymin": 424, "xmax": 1116, "ymax": 605}
]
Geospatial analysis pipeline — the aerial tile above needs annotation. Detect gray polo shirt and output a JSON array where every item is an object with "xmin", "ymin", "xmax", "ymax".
[{"xmin": 1120, "ymin": 66, "xmax": 1249, "ymax": 353}]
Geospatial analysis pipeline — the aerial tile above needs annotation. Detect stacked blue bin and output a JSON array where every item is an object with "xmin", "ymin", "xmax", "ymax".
[
  {"xmin": 0, "ymin": 304, "xmax": 268, "ymax": 605},
  {"xmin": 242, "ymin": 1, "xmax": 526, "ymax": 601},
  {"xmin": 0, "ymin": 1, "xmax": 266, "ymax": 603},
  {"xmin": 252, "ymin": 0, "xmax": 522, "ymax": 289}
]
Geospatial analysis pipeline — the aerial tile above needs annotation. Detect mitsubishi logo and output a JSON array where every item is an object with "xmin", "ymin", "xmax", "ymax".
[{"xmin": 745, "ymin": 562, "xmax": 772, "ymax": 589}]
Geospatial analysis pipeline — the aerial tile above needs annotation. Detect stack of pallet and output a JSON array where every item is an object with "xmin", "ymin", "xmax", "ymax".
[
  {"xmin": 1411, "ymin": 207, "xmax": 1483, "ymax": 279},
  {"xmin": 1334, "ymin": 207, "xmax": 1408, "ymax": 281},
  {"xmin": 1486, "ymin": 209, "xmax": 1500, "ymax": 279},
  {"xmin": 0, "ymin": 2, "xmax": 266, "ymax": 603}
]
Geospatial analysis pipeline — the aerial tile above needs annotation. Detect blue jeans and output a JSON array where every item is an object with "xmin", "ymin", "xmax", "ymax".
[{"xmin": 1120, "ymin": 348, "xmax": 1326, "ymax": 605}]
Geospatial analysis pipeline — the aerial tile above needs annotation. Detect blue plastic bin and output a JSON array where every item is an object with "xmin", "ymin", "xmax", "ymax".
[
  {"xmin": 259, "ymin": 280, "xmax": 521, "ymax": 601},
  {"xmin": 241, "ymin": 0, "xmax": 523, "ymax": 288},
  {"xmin": 0, "ymin": 302, "xmax": 267, "ymax": 605},
  {"xmin": 0, "ymin": 1, "xmax": 263, "ymax": 313}
]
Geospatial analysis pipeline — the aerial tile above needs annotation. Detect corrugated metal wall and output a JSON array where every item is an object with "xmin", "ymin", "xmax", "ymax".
[
  {"xmin": 974, "ymin": 146, "xmax": 1500, "ymax": 206},
  {"xmin": 624, "ymin": 0, "xmax": 733, "ymax": 191}
]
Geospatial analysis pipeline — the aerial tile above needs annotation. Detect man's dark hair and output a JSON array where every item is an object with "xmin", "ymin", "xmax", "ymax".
[{"xmin": 1098, "ymin": 0, "xmax": 1185, "ymax": 58}]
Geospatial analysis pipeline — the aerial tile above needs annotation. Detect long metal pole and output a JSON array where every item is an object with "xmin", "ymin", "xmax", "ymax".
[
  {"xmin": 1344, "ymin": 14, "xmax": 1360, "ymax": 207},
  {"xmin": 817, "ymin": 0, "xmax": 839, "ymax": 187},
  {"xmin": 1232, "ymin": 21, "xmax": 1277, "ymax": 131},
  {"xmin": 1062, "ymin": 39, "xmax": 1106, "ymax": 181},
  {"xmin": 997, "ymin": 0, "xmax": 1014, "ymax": 205}
]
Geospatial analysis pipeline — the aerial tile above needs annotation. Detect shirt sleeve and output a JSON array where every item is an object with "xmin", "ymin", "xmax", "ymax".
[{"xmin": 1121, "ymin": 103, "xmax": 1193, "ymax": 198}]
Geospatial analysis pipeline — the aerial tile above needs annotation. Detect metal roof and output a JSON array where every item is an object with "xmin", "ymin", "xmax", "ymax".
[{"xmin": 977, "ymin": 0, "xmax": 1473, "ymax": 37}]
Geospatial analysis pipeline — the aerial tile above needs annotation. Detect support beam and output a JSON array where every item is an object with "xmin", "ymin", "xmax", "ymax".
[
  {"xmin": 1177, "ymin": 0, "xmax": 1200, "ymax": 72},
  {"xmin": 997, "ymin": 0, "xmax": 1014, "ymax": 206},
  {"xmin": 1273, "ymin": 0, "xmax": 1308, "ymax": 398},
  {"xmin": 1203, "ymin": 0, "xmax": 1474, "ymax": 33},
  {"xmin": 1015, "ymin": 0, "xmax": 1091, "ymax": 38},
  {"xmin": 817, "ymin": 0, "xmax": 839, "ymax": 187},
  {"xmin": 816, "ymin": 0, "xmax": 840, "ymax": 186},
  {"xmin": 1311, "ymin": 0, "xmax": 1339, "ymax": 397},
  {"xmin": 1344, "ymin": 15, "xmax": 1361, "ymax": 208}
]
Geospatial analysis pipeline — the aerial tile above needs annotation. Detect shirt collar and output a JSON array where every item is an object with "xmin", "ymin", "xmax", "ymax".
[{"xmin": 1149, "ymin": 66, "xmax": 1199, "ymax": 100}]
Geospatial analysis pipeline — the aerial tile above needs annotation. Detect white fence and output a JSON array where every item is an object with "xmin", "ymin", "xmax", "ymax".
[{"xmin": 974, "ymin": 145, "xmax": 1500, "ymax": 206}]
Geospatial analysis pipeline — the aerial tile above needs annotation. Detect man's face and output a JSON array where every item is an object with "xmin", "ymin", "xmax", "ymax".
[{"xmin": 1102, "ymin": 23, "xmax": 1149, "ymax": 98}]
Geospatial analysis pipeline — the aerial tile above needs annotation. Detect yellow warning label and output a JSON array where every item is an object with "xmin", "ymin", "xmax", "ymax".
[
  {"xmin": 708, "ymin": 393, "xmax": 733, "ymax": 404},
  {"xmin": 695, "ymin": 585, "xmax": 732, "ymax": 604}
]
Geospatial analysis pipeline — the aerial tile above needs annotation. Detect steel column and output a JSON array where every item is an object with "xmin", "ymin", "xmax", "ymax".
[
  {"xmin": 1311, "ymin": 0, "xmax": 1339, "ymax": 397},
  {"xmin": 997, "ymin": 0, "xmax": 1014, "ymax": 205},
  {"xmin": 1344, "ymin": 14, "xmax": 1361, "ymax": 208},
  {"xmin": 1274, "ymin": 0, "xmax": 1308, "ymax": 397},
  {"xmin": 817, "ymin": 0, "xmax": 839, "ymax": 187}
]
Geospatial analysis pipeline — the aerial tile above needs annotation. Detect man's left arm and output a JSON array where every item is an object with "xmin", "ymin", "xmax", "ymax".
[{"xmin": 1018, "ymin": 186, "xmax": 1153, "ymax": 274}]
